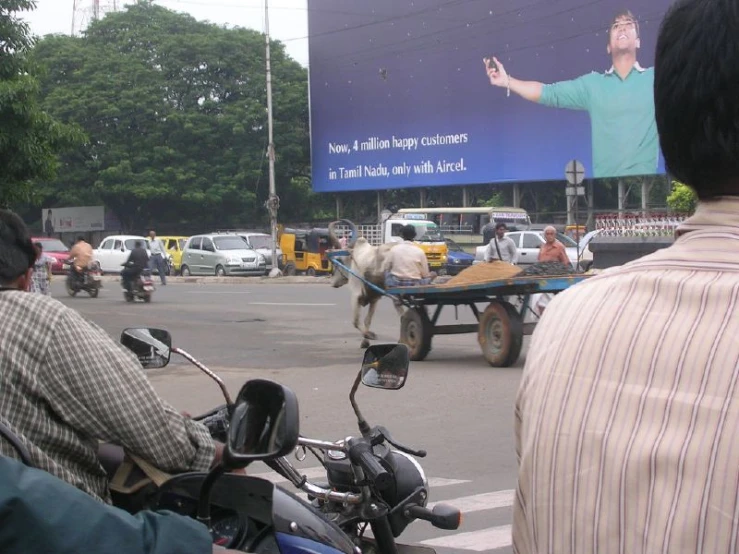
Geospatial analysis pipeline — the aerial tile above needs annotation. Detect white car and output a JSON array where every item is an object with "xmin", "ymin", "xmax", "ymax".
[
  {"xmin": 475, "ymin": 230, "xmax": 580, "ymax": 269},
  {"xmin": 94, "ymin": 235, "xmax": 150, "ymax": 273}
]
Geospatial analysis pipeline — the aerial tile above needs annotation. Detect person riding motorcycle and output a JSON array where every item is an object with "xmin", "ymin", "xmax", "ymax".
[
  {"xmin": 121, "ymin": 240, "xmax": 149, "ymax": 294},
  {"xmin": 0, "ymin": 454, "xmax": 239, "ymax": 554},
  {"xmin": 68, "ymin": 235, "xmax": 93, "ymax": 285},
  {"xmin": 0, "ymin": 209, "xmax": 225, "ymax": 503}
]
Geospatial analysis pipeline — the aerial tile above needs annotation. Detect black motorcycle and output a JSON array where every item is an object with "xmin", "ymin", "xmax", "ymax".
[
  {"xmin": 116, "ymin": 328, "xmax": 460, "ymax": 553},
  {"xmin": 121, "ymin": 264, "xmax": 155, "ymax": 303},
  {"xmin": 63, "ymin": 259, "xmax": 102, "ymax": 298}
]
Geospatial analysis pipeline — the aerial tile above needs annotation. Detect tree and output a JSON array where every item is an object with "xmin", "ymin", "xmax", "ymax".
[
  {"xmin": 31, "ymin": 2, "xmax": 329, "ymax": 231},
  {"xmin": 666, "ymin": 181, "xmax": 697, "ymax": 214},
  {"xmin": 0, "ymin": 0, "xmax": 81, "ymax": 207}
]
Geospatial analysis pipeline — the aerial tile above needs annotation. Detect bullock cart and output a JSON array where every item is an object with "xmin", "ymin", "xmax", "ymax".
[{"xmin": 328, "ymin": 251, "xmax": 589, "ymax": 367}]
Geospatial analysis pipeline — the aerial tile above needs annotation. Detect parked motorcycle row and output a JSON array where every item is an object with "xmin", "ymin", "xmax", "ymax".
[{"xmin": 112, "ymin": 328, "xmax": 460, "ymax": 554}]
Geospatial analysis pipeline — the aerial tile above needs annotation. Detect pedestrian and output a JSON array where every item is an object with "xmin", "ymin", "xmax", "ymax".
[
  {"xmin": 483, "ymin": 222, "xmax": 518, "ymax": 264},
  {"xmin": 148, "ymin": 230, "xmax": 167, "ymax": 285},
  {"xmin": 29, "ymin": 242, "xmax": 53, "ymax": 296},
  {"xmin": 536, "ymin": 226, "xmax": 569, "ymax": 265},
  {"xmin": 512, "ymin": 1, "xmax": 739, "ymax": 551}
]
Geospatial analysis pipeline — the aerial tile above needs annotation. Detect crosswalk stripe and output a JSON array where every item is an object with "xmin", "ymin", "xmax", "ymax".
[
  {"xmin": 249, "ymin": 466, "xmax": 471, "ymax": 490},
  {"xmin": 428, "ymin": 489, "xmax": 514, "ymax": 514},
  {"xmin": 420, "ymin": 524, "xmax": 512, "ymax": 551}
]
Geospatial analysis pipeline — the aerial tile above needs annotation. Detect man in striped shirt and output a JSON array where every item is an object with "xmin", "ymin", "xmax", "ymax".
[{"xmin": 512, "ymin": 0, "xmax": 739, "ymax": 552}]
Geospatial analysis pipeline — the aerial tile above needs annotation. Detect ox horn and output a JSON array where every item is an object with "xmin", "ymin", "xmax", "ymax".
[{"xmin": 328, "ymin": 219, "xmax": 358, "ymax": 249}]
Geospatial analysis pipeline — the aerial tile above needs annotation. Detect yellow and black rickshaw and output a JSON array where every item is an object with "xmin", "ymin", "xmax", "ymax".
[{"xmin": 279, "ymin": 228, "xmax": 334, "ymax": 276}]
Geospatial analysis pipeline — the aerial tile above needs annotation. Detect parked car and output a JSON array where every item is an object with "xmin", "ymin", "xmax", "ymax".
[
  {"xmin": 474, "ymin": 230, "xmax": 580, "ymax": 269},
  {"xmin": 445, "ymin": 238, "xmax": 475, "ymax": 275},
  {"xmin": 233, "ymin": 231, "xmax": 284, "ymax": 273},
  {"xmin": 94, "ymin": 235, "xmax": 150, "ymax": 274},
  {"xmin": 158, "ymin": 235, "xmax": 188, "ymax": 274},
  {"xmin": 180, "ymin": 234, "xmax": 266, "ymax": 277},
  {"xmin": 31, "ymin": 237, "xmax": 70, "ymax": 274}
]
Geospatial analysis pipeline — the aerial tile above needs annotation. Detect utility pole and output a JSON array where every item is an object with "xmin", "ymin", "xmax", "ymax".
[
  {"xmin": 72, "ymin": 0, "xmax": 119, "ymax": 36},
  {"xmin": 264, "ymin": 0, "xmax": 280, "ymax": 276}
]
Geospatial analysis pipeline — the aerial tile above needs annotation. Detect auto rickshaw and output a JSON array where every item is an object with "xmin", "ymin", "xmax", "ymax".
[{"xmin": 279, "ymin": 228, "xmax": 333, "ymax": 276}]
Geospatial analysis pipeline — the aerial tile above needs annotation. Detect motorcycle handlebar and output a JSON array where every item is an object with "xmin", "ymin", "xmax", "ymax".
[{"xmin": 349, "ymin": 441, "xmax": 392, "ymax": 491}]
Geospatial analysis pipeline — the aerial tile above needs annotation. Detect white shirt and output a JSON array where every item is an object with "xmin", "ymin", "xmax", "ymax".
[
  {"xmin": 382, "ymin": 241, "xmax": 430, "ymax": 279},
  {"xmin": 149, "ymin": 238, "xmax": 165, "ymax": 256},
  {"xmin": 484, "ymin": 236, "xmax": 518, "ymax": 264}
]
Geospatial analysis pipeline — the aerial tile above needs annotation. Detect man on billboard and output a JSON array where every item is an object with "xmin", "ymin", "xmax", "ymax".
[{"xmin": 484, "ymin": 10, "xmax": 658, "ymax": 179}]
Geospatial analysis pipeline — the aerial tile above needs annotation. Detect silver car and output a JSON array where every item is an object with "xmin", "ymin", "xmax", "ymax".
[
  {"xmin": 180, "ymin": 234, "xmax": 266, "ymax": 277},
  {"xmin": 237, "ymin": 231, "xmax": 284, "ymax": 272}
]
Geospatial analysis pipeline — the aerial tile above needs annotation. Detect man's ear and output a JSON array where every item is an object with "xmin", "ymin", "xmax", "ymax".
[
  {"xmin": 607, "ymin": 44, "xmax": 611, "ymax": 55},
  {"xmin": 635, "ymin": 37, "xmax": 641, "ymax": 50},
  {"xmin": 18, "ymin": 268, "xmax": 33, "ymax": 292}
]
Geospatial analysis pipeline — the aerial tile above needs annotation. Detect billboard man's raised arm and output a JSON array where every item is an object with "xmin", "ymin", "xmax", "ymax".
[{"xmin": 484, "ymin": 57, "xmax": 543, "ymax": 103}]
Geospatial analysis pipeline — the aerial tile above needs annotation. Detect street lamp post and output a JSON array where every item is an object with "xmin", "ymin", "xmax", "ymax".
[{"xmin": 265, "ymin": 0, "xmax": 280, "ymax": 276}]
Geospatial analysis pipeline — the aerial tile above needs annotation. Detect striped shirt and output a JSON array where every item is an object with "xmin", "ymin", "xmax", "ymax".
[{"xmin": 513, "ymin": 196, "xmax": 739, "ymax": 554}]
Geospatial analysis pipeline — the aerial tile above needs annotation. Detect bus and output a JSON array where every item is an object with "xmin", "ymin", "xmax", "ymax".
[{"xmin": 396, "ymin": 207, "xmax": 531, "ymax": 252}]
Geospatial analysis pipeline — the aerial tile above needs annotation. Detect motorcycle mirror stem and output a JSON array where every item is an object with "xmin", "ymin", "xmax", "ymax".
[
  {"xmin": 171, "ymin": 347, "xmax": 233, "ymax": 409},
  {"xmin": 349, "ymin": 370, "xmax": 372, "ymax": 438}
]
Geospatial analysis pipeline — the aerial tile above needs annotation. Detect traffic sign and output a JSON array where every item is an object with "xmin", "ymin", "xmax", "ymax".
[
  {"xmin": 566, "ymin": 186, "xmax": 586, "ymax": 196},
  {"xmin": 565, "ymin": 159, "xmax": 585, "ymax": 185}
]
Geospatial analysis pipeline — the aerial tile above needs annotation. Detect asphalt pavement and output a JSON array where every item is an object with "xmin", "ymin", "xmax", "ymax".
[{"xmin": 51, "ymin": 278, "xmax": 527, "ymax": 553}]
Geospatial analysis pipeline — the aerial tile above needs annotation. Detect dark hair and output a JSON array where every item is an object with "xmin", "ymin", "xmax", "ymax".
[
  {"xmin": 401, "ymin": 224, "xmax": 417, "ymax": 241},
  {"xmin": 34, "ymin": 242, "xmax": 43, "ymax": 253},
  {"xmin": 609, "ymin": 9, "xmax": 639, "ymax": 41},
  {"xmin": 77, "ymin": 236, "xmax": 85, "ymax": 243},
  {"xmin": 655, "ymin": 0, "xmax": 739, "ymax": 198},
  {"xmin": 495, "ymin": 222, "xmax": 508, "ymax": 231},
  {"xmin": 135, "ymin": 240, "xmax": 143, "ymax": 248},
  {"xmin": 0, "ymin": 210, "xmax": 36, "ymax": 285}
]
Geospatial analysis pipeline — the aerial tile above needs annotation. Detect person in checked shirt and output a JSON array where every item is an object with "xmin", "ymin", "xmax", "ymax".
[
  {"xmin": 0, "ymin": 209, "xmax": 224, "ymax": 503},
  {"xmin": 513, "ymin": 0, "xmax": 739, "ymax": 552}
]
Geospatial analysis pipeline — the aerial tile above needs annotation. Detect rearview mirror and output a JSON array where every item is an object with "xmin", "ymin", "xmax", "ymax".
[
  {"xmin": 361, "ymin": 344, "xmax": 409, "ymax": 390},
  {"xmin": 224, "ymin": 379, "xmax": 299, "ymax": 469},
  {"xmin": 120, "ymin": 328, "xmax": 172, "ymax": 369}
]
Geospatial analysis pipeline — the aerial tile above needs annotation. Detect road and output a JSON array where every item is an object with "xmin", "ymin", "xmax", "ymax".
[{"xmin": 52, "ymin": 278, "xmax": 529, "ymax": 553}]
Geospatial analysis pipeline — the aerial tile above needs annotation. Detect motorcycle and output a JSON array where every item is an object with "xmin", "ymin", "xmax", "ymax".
[
  {"xmin": 62, "ymin": 259, "xmax": 102, "ymax": 298},
  {"xmin": 117, "ymin": 328, "xmax": 460, "ymax": 553},
  {"xmin": 121, "ymin": 264, "xmax": 155, "ymax": 303}
]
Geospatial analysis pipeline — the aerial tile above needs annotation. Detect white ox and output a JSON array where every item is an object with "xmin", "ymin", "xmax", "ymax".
[{"xmin": 328, "ymin": 221, "xmax": 403, "ymax": 348}]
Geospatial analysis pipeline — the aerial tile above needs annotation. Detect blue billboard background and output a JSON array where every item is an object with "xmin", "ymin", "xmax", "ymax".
[{"xmin": 307, "ymin": 0, "xmax": 672, "ymax": 193}]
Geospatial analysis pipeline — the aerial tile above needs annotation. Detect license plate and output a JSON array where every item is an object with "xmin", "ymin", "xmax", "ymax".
[
  {"xmin": 62, "ymin": 264, "xmax": 70, "ymax": 270},
  {"xmin": 92, "ymin": 275, "xmax": 101, "ymax": 281},
  {"xmin": 143, "ymin": 285, "xmax": 154, "ymax": 291}
]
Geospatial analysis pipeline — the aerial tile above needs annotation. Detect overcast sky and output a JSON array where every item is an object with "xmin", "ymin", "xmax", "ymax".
[{"xmin": 22, "ymin": 0, "xmax": 310, "ymax": 66}]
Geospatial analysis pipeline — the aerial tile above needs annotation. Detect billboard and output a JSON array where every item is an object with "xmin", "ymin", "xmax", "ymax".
[
  {"xmin": 307, "ymin": 0, "xmax": 673, "ymax": 193},
  {"xmin": 41, "ymin": 206, "xmax": 105, "ymax": 235}
]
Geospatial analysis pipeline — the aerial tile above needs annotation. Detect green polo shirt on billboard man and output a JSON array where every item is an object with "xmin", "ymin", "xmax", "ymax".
[{"xmin": 484, "ymin": 9, "xmax": 658, "ymax": 178}]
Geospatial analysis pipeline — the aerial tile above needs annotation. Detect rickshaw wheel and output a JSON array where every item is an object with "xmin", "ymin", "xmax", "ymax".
[
  {"xmin": 284, "ymin": 263, "xmax": 296, "ymax": 276},
  {"xmin": 306, "ymin": 267, "xmax": 316, "ymax": 277},
  {"xmin": 478, "ymin": 301, "xmax": 523, "ymax": 367},
  {"xmin": 400, "ymin": 307, "xmax": 432, "ymax": 361}
]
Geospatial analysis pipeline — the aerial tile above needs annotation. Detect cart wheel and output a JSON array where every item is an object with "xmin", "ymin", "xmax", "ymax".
[
  {"xmin": 478, "ymin": 301, "xmax": 523, "ymax": 367},
  {"xmin": 400, "ymin": 307, "xmax": 433, "ymax": 361}
]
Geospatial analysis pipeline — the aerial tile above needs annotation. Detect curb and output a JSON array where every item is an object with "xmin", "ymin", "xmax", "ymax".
[{"xmin": 95, "ymin": 275, "xmax": 332, "ymax": 285}]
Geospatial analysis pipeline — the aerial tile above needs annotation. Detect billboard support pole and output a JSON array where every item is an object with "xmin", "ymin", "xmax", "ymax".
[
  {"xmin": 462, "ymin": 187, "xmax": 469, "ymax": 208},
  {"xmin": 265, "ymin": 0, "xmax": 280, "ymax": 275},
  {"xmin": 513, "ymin": 183, "xmax": 521, "ymax": 208},
  {"xmin": 641, "ymin": 178, "xmax": 651, "ymax": 211},
  {"xmin": 419, "ymin": 189, "xmax": 427, "ymax": 208}
]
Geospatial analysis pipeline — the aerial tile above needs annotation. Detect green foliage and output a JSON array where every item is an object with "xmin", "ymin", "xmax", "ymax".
[
  {"xmin": 477, "ymin": 192, "xmax": 505, "ymax": 208},
  {"xmin": 0, "ymin": 0, "xmax": 82, "ymax": 207},
  {"xmin": 666, "ymin": 181, "xmax": 697, "ymax": 214},
  {"xmin": 31, "ymin": 1, "xmax": 327, "ymax": 230}
]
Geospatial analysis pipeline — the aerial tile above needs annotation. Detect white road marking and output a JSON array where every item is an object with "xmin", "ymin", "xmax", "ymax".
[
  {"xmin": 428, "ymin": 489, "xmax": 515, "ymax": 514},
  {"xmin": 249, "ymin": 467, "xmax": 470, "ymax": 490},
  {"xmin": 420, "ymin": 524, "xmax": 512, "ymax": 551},
  {"xmin": 249, "ymin": 302, "xmax": 336, "ymax": 306}
]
